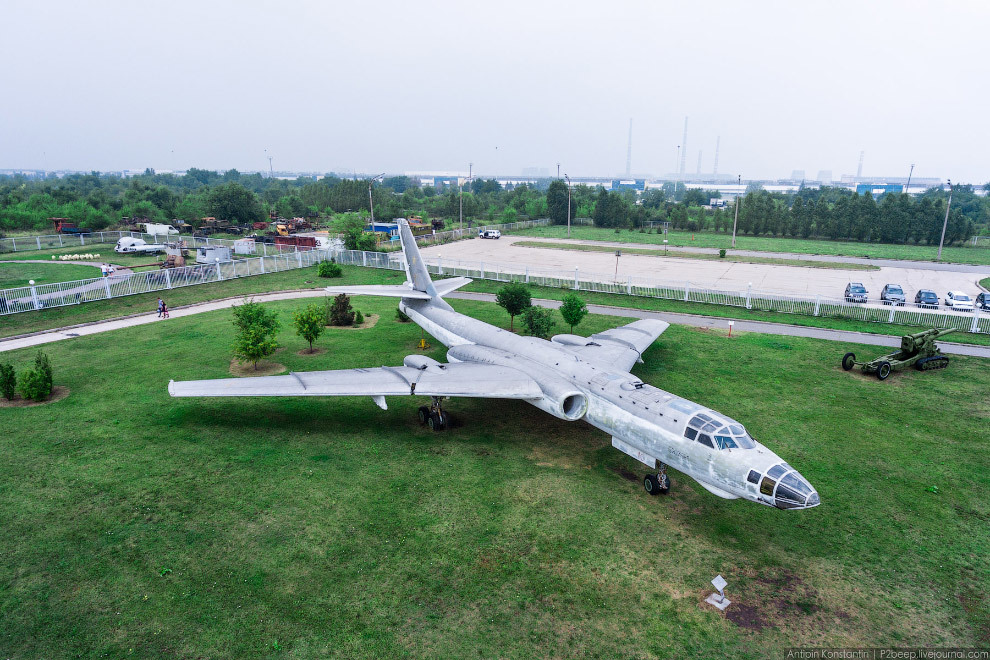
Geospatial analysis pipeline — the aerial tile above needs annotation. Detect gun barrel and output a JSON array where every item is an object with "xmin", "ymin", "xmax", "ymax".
[{"xmin": 906, "ymin": 327, "xmax": 957, "ymax": 341}]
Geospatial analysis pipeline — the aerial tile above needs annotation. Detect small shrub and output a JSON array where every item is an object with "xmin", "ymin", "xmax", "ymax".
[
  {"xmin": 395, "ymin": 307, "xmax": 410, "ymax": 322},
  {"xmin": 17, "ymin": 368, "xmax": 48, "ymax": 402},
  {"xmin": 34, "ymin": 351, "xmax": 53, "ymax": 396},
  {"xmin": 522, "ymin": 306, "xmax": 556, "ymax": 339},
  {"xmin": 354, "ymin": 310, "xmax": 364, "ymax": 325},
  {"xmin": 328, "ymin": 293, "xmax": 355, "ymax": 326},
  {"xmin": 719, "ymin": 248, "xmax": 727, "ymax": 258},
  {"xmin": 0, "ymin": 363, "xmax": 15, "ymax": 400},
  {"xmin": 318, "ymin": 261, "xmax": 342, "ymax": 278}
]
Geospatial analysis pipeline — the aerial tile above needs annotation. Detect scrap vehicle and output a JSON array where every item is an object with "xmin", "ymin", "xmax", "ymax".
[
  {"xmin": 50, "ymin": 218, "xmax": 87, "ymax": 234},
  {"xmin": 274, "ymin": 235, "xmax": 318, "ymax": 250},
  {"xmin": 114, "ymin": 237, "xmax": 166, "ymax": 254},
  {"xmin": 841, "ymin": 327, "xmax": 956, "ymax": 380},
  {"xmin": 139, "ymin": 222, "xmax": 179, "ymax": 236},
  {"xmin": 170, "ymin": 220, "xmax": 821, "ymax": 512}
]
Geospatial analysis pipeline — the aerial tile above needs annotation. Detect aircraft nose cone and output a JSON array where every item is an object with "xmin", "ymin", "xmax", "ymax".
[{"xmin": 773, "ymin": 470, "xmax": 820, "ymax": 510}]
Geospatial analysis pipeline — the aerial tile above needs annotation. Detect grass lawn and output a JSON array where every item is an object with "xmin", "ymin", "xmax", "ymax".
[
  {"xmin": 513, "ymin": 226, "xmax": 990, "ymax": 266},
  {"xmin": 0, "ymin": 296, "xmax": 987, "ymax": 657},
  {"xmin": 0, "ymin": 262, "xmax": 103, "ymax": 288},
  {"xmin": 462, "ymin": 279, "xmax": 990, "ymax": 347},
  {"xmin": 513, "ymin": 240, "xmax": 879, "ymax": 270},
  {"xmin": 0, "ymin": 265, "xmax": 407, "ymax": 339}
]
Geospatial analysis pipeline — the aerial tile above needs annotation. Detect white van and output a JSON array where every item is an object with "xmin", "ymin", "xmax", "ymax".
[
  {"xmin": 140, "ymin": 222, "xmax": 179, "ymax": 236},
  {"xmin": 479, "ymin": 229, "xmax": 501, "ymax": 239}
]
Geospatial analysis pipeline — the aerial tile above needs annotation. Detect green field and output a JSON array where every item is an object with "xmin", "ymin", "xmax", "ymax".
[
  {"xmin": 514, "ymin": 226, "xmax": 990, "ymax": 266},
  {"xmin": 512, "ymin": 240, "xmax": 880, "ymax": 270},
  {"xmin": 1, "ymin": 295, "xmax": 988, "ymax": 657},
  {"xmin": 0, "ymin": 262, "xmax": 103, "ymax": 288}
]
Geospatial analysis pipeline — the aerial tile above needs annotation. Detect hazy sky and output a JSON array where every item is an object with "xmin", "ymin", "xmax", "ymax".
[{"xmin": 1, "ymin": 0, "xmax": 987, "ymax": 183}]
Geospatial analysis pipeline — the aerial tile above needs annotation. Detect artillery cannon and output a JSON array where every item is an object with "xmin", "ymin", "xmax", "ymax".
[{"xmin": 841, "ymin": 328, "xmax": 956, "ymax": 380}]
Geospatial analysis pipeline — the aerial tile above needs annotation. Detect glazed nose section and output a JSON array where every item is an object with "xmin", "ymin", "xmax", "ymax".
[{"xmin": 773, "ymin": 470, "xmax": 820, "ymax": 510}]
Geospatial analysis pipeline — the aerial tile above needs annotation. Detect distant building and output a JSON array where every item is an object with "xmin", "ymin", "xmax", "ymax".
[
  {"xmin": 611, "ymin": 179, "xmax": 645, "ymax": 191},
  {"xmin": 856, "ymin": 183, "xmax": 903, "ymax": 196},
  {"xmin": 521, "ymin": 166, "xmax": 550, "ymax": 178},
  {"xmin": 816, "ymin": 170, "xmax": 832, "ymax": 184}
]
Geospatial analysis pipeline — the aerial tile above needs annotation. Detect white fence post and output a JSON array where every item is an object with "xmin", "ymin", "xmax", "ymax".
[
  {"xmin": 684, "ymin": 282, "xmax": 690, "ymax": 302},
  {"xmin": 745, "ymin": 283, "xmax": 752, "ymax": 309},
  {"xmin": 887, "ymin": 305, "xmax": 896, "ymax": 323},
  {"xmin": 574, "ymin": 267, "xmax": 579, "ymax": 290},
  {"xmin": 972, "ymin": 308, "xmax": 981, "ymax": 334},
  {"xmin": 362, "ymin": 252, "xmax": 367, "ymax": 267},
  {"xmin": 525, "ymin": 266, "xmax": 529, "ymax": 283},
  {"xmin": 30, "ymin": 284, "xmax": 41, "ymax": 310},
  {"xmin": 438, "ymin": 255, "xmax": 443, "ymax": 275},
  {"xmin": 813, "ymin": 294, "xmax": 821, "ymax": 316},
  {"xmin": 58, "ymin": 234, "xmax": 63, "ymax": 247},
  {"xmin": 165, "ymin": 268, "xmax": 172, "ymax": 289},
  {"xmin": 36, "ymin": 237, "xmax": 41, "ymax": 250},
  {"xmin": 260, "ymin": 256, "xmax": 265, "ymax": 274},
  {"xmin": 80, "ymin": 234, "xmax": 85, "ymax": 246},
  {"xmin": 103, "ymin": 277, "xmax": 112, "ymax": 299},
  {"xmin": 297, "ymin": 251, "xmax": 303, "ymax": 268},
  {"xmin": 215, "ymin": 260, "xmax": 222, "ymax": 280},
  {"xmin": 481, "ymin": 262, "xmax": 485, "ymax": 279},
  {"xmin": 627, "ymin": 276, "xmax": 632, "ymax": 295}
]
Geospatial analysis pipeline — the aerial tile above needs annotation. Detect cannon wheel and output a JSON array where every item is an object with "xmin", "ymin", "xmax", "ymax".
[
  {"xmin": 877, "ymin": 361, "xmax": 892, "ymax": 380},
  {"xmin": 841, "ymin": 352, "xmax": 856, "ymax": 371}
]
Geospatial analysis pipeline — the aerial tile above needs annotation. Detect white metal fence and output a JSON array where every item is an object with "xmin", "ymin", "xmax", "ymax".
[
  {"xmin": 330, "ymin": 250, "xmax": 990, "ymax": 335},
  {"xmin": 0, "ymin": 230, "xmax": 313, "ymax": 256},
  {"xmin": 4, "ymin": 223, "xmax": 988, "ymax": 336}
]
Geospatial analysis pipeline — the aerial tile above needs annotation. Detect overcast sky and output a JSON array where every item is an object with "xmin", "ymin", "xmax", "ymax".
[{"xmin": 1, "ymin": 0, "xmax": 986, "ymax": 183}]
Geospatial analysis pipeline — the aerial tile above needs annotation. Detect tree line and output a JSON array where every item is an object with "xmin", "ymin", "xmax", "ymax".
[{"xmin": 1, "ymin": 169, "xmax": 986, "ymax": 247}]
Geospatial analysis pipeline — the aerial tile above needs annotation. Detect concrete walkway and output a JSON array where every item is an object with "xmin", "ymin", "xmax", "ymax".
[{"xmin": 3, "ymin": 288, "xmax": 988, "ymax": 359}]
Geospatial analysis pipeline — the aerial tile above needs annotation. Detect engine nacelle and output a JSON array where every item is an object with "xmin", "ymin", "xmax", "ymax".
[
  {"xmin": 446, "ymin": 344, "xmax": 587, "ymax": 421},
  {"xmin": 403, "ymin": 355, "xmax": 443, "ymax": 370}
]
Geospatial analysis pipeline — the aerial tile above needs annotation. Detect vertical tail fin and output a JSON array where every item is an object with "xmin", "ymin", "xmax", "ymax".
[{"xmin": 398, "ymin": 220, "xmax": 439, "ymax": 297}]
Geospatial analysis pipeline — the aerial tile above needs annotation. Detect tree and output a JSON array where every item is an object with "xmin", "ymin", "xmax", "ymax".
[
  {"xmin": 232, "ymin": 300, "xmax": 281, "ymax": 369},
  {"xmin": 34, "ymin": 351, "xmax": 52, "ymax": 396},
  {"xmin": 522, "ymin": 306, "xmax": 556, "ymax": 339},
  {"xmin": 328, "ymin": 293, "xmax": 355, "ymax": 326},
  {"xmin": 0, "ymin": 363, "xmax": 15, "ymax": 400},
  {"xmin": 293, "ymin": 303, "xmax": 325, "ymax": 353},
  {"xmin": 546, "ymin": 180, "xmax": 574, "ymax": 225},
  {"xmin": 207, "ymin": 182, "xmax": 264, "ymax": 224},
  {"xmin": 495, "ymin": 283, "xmax": 531, "ymax": 332},
  {"xmin": 559, "ymin": 293, "xmax": 588, "ymax": 332}
]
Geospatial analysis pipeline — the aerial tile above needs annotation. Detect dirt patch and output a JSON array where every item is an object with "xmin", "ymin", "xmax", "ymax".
[
  {"xmin": 608, "ymin": 465, "xmax": 639, "ymax": 483},
  {"xmin": 0, "ymin": 385, "xmax": 70, "ymax": 408},
  {"xmin": 295, "ymin": 347, "xmax": 326, "ymax": 356},
  {"xmin": 724, "ymin": 602, "xmax": 767, "ymax": 631},
  {"xmin": 327, "ymin": 314, "xmax": 379, "ymax": 330},
  {"xmin": 228, "ymin": 359, "xmax": 286, "ymax": 377}
]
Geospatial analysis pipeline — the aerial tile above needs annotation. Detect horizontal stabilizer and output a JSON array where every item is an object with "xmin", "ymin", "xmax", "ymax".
[
  {"xmin": 324, "ymin": 284, "xmax": 432, "ymax": 300},
  {"xmin": 432, "ymin": 276, "xmax": 473, "ymax": 297}
]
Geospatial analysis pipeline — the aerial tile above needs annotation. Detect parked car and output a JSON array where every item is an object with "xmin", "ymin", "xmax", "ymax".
[
  {"xmin": 976, "ymin": 292, "xmax": 990, "ymax": 311},
  {"xmin": 914, "ymin": 289, "xmax": 939, "ymax": 309},
  {"xmin": 880, "ymin": 283, "xmax": 906, "ymax": 306},
  {"xmin": 944, "ymin": 291, "xmax": 975, "ymax": 311},
  {"xmin": 479, "ymin": 229, "xmax": 501, "ymax": 239},
  {"xmin": 844, "ymin": 282, "xmax": 868, "ymax": 303}
]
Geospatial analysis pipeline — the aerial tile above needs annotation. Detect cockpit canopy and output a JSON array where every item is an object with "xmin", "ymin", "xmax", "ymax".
[{"xmin": 683, "ymin": 413, "xmax": 756, "ymax": 450}]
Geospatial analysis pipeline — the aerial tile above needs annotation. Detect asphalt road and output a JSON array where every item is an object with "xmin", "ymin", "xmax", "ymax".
[{"xmin": 3, "ymin": 288, "xmax": 988, "ymax": 359}]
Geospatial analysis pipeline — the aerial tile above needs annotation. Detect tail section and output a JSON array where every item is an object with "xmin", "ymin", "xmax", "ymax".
[
  {"xmin": 398, "ymin": 219, "xmax": 438, "ymax": 297},
  {"xmin": 324, "ymin": 219, "xmax": 470, "ymax": 305}
]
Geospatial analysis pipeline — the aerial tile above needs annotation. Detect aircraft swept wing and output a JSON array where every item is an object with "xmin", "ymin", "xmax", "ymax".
[
  {"xmin": 169, "ymin": 360, "xmax": 543, "ymax": 409},
  {"xmin": 551, "ymin": 319, "xmax": 670, "ymax": 372}
]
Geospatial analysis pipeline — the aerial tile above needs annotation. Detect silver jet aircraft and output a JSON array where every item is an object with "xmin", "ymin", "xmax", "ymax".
[{"xmin": 169, "ymin": 220, "xmax": 820, "ymax": 510}]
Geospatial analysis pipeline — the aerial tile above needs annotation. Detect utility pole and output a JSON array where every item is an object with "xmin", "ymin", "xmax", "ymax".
[
  {"xmin": 906, "ymin": 163, "xmax": 915, "ymax": 194},
  {"xmin": 731, "ymin": 174, "xmax": 741, "ymax": 248},
  {"xmin": 936, "ymin": 179, "xmax": 953, "ymax": 261},
  {"xmin": 557, "ymin": 162, "xmax": 560, "ymax": 179},
  {"xmin": 565, "ymin": 174, "xmax": 572, "ymax": 239},
  {"xmin": 368, "ymin": 172, "xmax": 384, "ymax": 227},
  {"xmin": 460, "ymin": 162, "xmax": 473, "ymax": 232}
]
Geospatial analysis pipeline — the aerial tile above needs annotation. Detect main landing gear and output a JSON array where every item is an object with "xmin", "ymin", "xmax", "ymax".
[
  {"xmin": 643, "ymin": 463, "xmax": 671, "ymax": 496},
  {"xmin": 417, "ymin": 396, "xmax": 448, "ymax": 432}
]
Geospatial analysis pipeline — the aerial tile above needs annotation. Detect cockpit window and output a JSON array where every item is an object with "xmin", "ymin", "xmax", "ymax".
[
  {"xmin": 698, "ymin": 434, "xmax": 714, "ymax": 449},
  {"xmin": 781, "ymin": 472, "xmax": 812, "ymax": 496},
  {"xmin": 684, "ymin": 427, "xmax": 698, "ymax": 441},
  {"xmin": 767, "ymin": 464, "xmax": 787, "ymax": 479},
  {"xmin": 728, "ymin": 425, "xmax": 744, "ymax": 436},
  {"xmin": 714, "ymin": 435, "xmax": 738, "ymax": 450}
]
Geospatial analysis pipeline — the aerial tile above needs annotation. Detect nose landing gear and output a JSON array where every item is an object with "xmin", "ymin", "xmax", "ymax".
[
  {"xmin": 418, "ymin": 396, "xmax": 448, "ymax": 432},
  {"xmin": 643, "ymin": 463, "xmax": 671, "ymax": 496}
]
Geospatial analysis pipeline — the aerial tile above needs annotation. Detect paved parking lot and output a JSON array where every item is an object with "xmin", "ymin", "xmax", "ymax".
[{"xmin": 420, "ymin": 236, "xmax": 990, "ymax": 304}]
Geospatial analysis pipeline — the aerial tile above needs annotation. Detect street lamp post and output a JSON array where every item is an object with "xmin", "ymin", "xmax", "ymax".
[
  {"xmin": 936, "ymin": 179, "xmax": 953, "ymax": 261},
  {"xmin": 564, "ymin": 174, "xmax": 572, "ymax": 239},
  {"xmin": 368, "ymin": 173, "xmax": 385, "ymax": 227},
  {"xmin": 731, "ymin": 174, "xmax": 741, "ymax": 248}
]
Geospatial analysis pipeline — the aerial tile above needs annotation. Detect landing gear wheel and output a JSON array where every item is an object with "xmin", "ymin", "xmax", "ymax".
[
  {"xmin": 417, "ymin": 406, "xmax": 429, "ymax": 424},
  {"xmin": 877, "ymin": 361, "xmax": 891, "ymax": 380},
  {"xmin": 841, "ymin": 352, "xmax": 856, "ymax": 371},
  {"xmin": 644, "ymin": 474, "xmax": 660, "ymax": 496},
  {"xmin": 658, "ymin": 473, "xmax": 671, "ymax": 494},
  {"xmin": 427, "ymin": 412, "xmax": 446, "ymax": 432}
]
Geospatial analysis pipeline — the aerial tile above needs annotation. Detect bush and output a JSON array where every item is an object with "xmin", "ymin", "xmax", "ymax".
[
  {"xmin": 292, "ymin": 302, "xmax": 325, "ymax": 352},
  {"xmin": 719, "ymin": 248, "xmax": 727, "ymax": 258},
  {"xmin": 328, "ymin": 293, "xmax": 355, "ymax": 326},
  {"xmin": 17, "ymin": 368, "xmax": 49, "ymax": 402},
  {"xmin": 522, "ymin": 306, "xmax": 556, "ymax": 339},
  {"xmin": 354, "ymin": 310, "xmax": 364, "ymax": 325},
  {"xmin": 395, "ymin": 307, "xmax": 410, "ymax": 322},
  {"xmin": 34, "ymin": 351, "xmax": 53, "ymax": 395},
  {"xmin": 231, "ymin": 300, "xmax": 281, "ymax": 369},
  {"xmin": 0, "ymin": 363, "xmax": 15, "ymax": 400},
  {"xmin": 318, "ymin": 261, "xmax": 342, "ymax": 278}
]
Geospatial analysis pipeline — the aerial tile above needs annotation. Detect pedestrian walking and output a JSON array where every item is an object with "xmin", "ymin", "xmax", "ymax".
[
  {"xmin": 161, "ymin": 300, "xmax": 169, "ymax": 318},
  {"xmin": 157, "ymin": 298, "xmax": 164, "ymax": 318}
]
